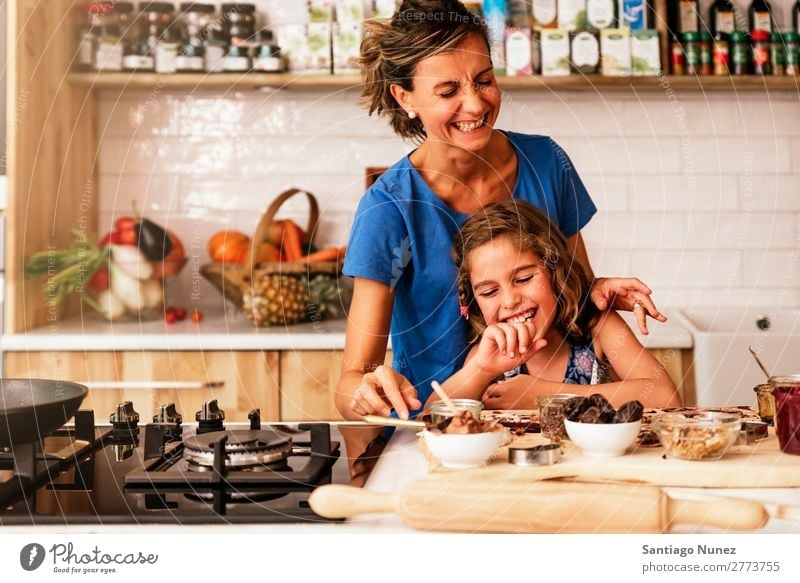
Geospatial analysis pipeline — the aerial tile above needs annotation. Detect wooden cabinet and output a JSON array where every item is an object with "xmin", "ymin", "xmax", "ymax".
[
  {"xmin": 279, "ymin": 350, "xmax": 394, "ymax": 421},
  {"xmin": 3, "ymin": 350, "xmax": 281, "ymax": 421}
]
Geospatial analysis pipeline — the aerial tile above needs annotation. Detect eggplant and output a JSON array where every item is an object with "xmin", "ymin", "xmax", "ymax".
[{"xmin": 136, "ymin": 218, "xmax": 173, "ymax": 261}]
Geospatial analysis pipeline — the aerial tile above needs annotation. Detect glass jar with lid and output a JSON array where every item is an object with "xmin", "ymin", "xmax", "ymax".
[
  {"xmin": 175, "ymin": 2, "xmax": 215, "ymax": 72},
  {"xmin": 137, "ymin": 2, "xmax": 179, "ymax": 73},
  {"xmin": 751, "ymin": 28, "xmax": 771, "ymax": 75},
  {"xmin": 681, "ymin": 31, "xmax": 701, "ymax": 75},
  {"xmin": 76, "ymin": 3, "xmax": 107, "ymax": 71},
  {"xmin": 222, "ymin": 3, "xmax": 257, "ymax": 46},
  {"xmin": 95, "ymin": 2, "xmax": 134, "ymax": 71},
  {"xmin": 770, "ymin": 31, "xmax": 785, "ymax": 76},
  {"xmin": 712, "ymin": 33, "xmax": 729, "ymax": 75},
  {"xmin": 729, "ymin": 31, "xmax": 750, "ymax": 75},
  {"xmin": 203, "ymin": 22, "xmax": 228, "ymax": 73},
  {"xmin": 785, "ymin": 32, "xmax": 799, "ymax": 76},
  {"xmin": 253, "ymin": 29, "xmax": 284, "ymax": 73},
  {"xmin": 697, "ymin": 31, "xmax": 713, "ymax": 75}
]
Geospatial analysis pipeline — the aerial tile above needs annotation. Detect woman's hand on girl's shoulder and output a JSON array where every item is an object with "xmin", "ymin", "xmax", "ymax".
[
  {"xmin": 471, "ymin": 322, "xmax": 547, "ymax": 377},
  {"xmin": 350, "ymin": 365, "xmax": 421, "ymax": 420},
  {"xmin": 589, "ymin": 277, "xmax": 667, "ymax": 335}
]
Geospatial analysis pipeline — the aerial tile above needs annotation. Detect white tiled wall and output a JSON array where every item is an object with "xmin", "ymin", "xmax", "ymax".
[{"xmin": 97, "ymin": 87, "xmax": 800, "ymax": 310}]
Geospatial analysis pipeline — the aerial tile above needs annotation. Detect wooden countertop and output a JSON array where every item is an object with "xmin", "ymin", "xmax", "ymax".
[{"xmin": 0, "ymin": 309, "xmax": 692, "ymax": 352}]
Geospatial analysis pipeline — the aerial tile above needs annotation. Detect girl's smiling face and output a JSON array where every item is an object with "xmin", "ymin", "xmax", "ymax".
[
  {"xmin": 469, "ymin": 235, "xmax": 559, "ymax": 338},
  {"xmin": 390, "ymin": 34, "xmax": 500, "ymax": 152}
]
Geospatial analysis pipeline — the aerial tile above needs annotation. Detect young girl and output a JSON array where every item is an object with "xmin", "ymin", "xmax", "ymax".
[{"xmin": 433, "ymin": 200, "xmax": 681, "ymax": 410}]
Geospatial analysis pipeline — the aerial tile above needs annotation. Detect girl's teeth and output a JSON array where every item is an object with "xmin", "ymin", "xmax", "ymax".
[{"xmin": 455, "ymin": 119, "xmax": 484, "ymax": 132}]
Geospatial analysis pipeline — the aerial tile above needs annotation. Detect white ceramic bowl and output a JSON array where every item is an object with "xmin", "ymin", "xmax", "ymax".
[
  {"xmin": 564, "ymin": 419, "xmax": 642, "ymax": 458},
  {"xmin": 421, "ymin": 429, "xmax": 507, "ymax": 469}
]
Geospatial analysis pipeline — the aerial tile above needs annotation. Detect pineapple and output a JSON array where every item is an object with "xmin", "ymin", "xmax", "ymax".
[
  {"xmin": 242, "ymin": 272, "xmax": 352, "ymax": 326},
  {"xmin": 243, "ymin": 274, "xmax": 310, "ymax": 326}
]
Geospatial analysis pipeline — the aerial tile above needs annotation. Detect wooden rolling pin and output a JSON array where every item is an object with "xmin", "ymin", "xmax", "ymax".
[{"xmin": 309, "ymin": 479, "xmax": 770, "ymax": 533}]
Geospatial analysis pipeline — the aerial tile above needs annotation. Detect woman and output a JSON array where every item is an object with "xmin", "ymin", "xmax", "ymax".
[{"xmin": 337, "ymin": 0, "xmax": 665, "ymax": 438}]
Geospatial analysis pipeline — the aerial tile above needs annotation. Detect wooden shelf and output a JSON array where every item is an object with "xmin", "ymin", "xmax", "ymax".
[{"xmin": 68, "ymin": 71, "xmax": 800, "ymax": 92}]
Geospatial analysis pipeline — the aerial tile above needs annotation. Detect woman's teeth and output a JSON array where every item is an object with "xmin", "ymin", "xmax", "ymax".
[{"xmin": 454, "ymin": 118, "xmax": 484, "ymax": 132}]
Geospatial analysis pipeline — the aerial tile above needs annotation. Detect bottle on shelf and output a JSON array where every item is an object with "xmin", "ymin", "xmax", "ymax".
[
  {"xmin": 672, "ymin": 0, "xmax": 700, "ymax": 35},
  {"xmin": 794, "ymin": 0, "xmax": 800, "ymax": 33},
  {"xmin": 709, "ymin": 0, "xmax": 737, "ymax": 37},
  {"xmin": 749, "ymin": 0, "xmax": 773, "ymax": 34}
]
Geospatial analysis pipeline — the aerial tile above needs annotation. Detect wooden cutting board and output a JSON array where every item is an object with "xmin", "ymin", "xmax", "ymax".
[{"xmin": 425, "ymin": 429, "xmax": 800, "ymax": 488}]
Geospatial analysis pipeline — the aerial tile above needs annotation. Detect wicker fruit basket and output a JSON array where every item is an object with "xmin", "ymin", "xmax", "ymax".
[{"xmin": 201, "ymin": 188, "xmax": 348, "ymax": 326}]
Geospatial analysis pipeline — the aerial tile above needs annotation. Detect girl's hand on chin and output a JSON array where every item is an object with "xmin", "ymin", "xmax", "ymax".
[{"xmin": 473, "ymin": 322, "xmax": 547, "ymax": 376}]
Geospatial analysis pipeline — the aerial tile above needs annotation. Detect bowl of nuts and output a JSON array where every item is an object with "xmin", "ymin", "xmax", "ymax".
[{"xmin": 650, "ymin": 412, "xmax": 741, "ymax": 461}]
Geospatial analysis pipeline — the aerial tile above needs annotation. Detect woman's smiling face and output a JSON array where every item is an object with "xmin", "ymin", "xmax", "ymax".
[
  {"xmin": 391, "ymin": 34, "xmax": 501, "ymax": 152},
  {"xmin": 469, "ymin": 235, "xmax": 558, "ymax": 337}
]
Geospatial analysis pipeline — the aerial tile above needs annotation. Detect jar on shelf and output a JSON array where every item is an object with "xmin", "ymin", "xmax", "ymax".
[
  {"xmin": 95, "ymin": 2, "xmax": 134, "ymax": 72},
  {"xmin": 76, "ymin": 3, "xmax": 106, "ymax": 71},
  {"xmin": 712, "ymin": 33, "xmax": 729, "ymax": 75},
  {"xmin": 222, "ymin": 44, "xmax": 251, "ymax": 72},
  {"xmin": 785, "ymin": 32, "xmax": 799, "ymax": 76},
  {"xmin": 729, "ymin": 31, "xmax": 751, "ymax": 75},
  {"xmin": 682, "ymin": 31, "xmax": 701, "ymax": 75},
  {"xmin": 698, "ymin": 31, "xmax": 713, "ymax": 75},
  {"xmin": 252, "ymin": 29, "xmax": 284, "ymax": 73},
  {"xmin": 222, "ymin": 3, "xmax": 257, "ymax": 46},
  {"xmin": 175, "ymin": 2, "xmax": 215, "ymax": 72},
  {"xmin": 204, "ymin": 23, "xmax": 228, "ymax": 73},
  {"xmin": 770, "ymin": 31, "xmax": 785, "ymax": 76},
  {"xmin": 138, "ymin": 1, "xmax": 178, "ymax": 73},
  {"xmin": 751, "ymin": 29, "xmax": 771, "ymax": 75},
  {"xmin": 670, "ymin": 40, "xmax": 684, "ymax": 75}
]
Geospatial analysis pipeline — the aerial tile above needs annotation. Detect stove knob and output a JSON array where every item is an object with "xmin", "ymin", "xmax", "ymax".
[
  {"xmin": 110, "ymin": 401, "xmax": 140, "ymax": 427},
  {"xmin": 154, "ymin": 403, "xmax": 183, "ymax": 425},
  {"xmin": 196, "ymin": 399, "xmax": 225, "ymax": 422}
]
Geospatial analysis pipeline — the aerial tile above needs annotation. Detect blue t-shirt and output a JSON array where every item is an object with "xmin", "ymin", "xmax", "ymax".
[{"xmin": 343, "ymin": 132, "xmax": 597, "ymax": 409}]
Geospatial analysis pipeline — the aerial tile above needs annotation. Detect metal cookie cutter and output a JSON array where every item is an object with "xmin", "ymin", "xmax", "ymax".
[
  {"xmin": 737, "ymin": 421, "xmax": 769, "ymax": 445},
  {"xmin": 509, "ymin": 444, "xmax": 562, "ymax": 466}
]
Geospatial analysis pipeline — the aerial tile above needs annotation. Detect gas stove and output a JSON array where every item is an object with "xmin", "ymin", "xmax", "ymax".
[{"xmin": 0, "ymin": 399, "xmax": 347, "ymax": 525}]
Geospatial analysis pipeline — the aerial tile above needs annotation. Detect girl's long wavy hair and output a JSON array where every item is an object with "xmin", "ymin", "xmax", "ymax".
[
  {"xmin": 454, "ymin": 199, "xmax": 599, "ymax": 343},
  {"xmin": 359, "ymin": 0, "xmax": 489, "ymax": 142}
]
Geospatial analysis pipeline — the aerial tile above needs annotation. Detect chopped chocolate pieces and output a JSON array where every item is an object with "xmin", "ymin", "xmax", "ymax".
[
  {"xmin": 578, "ymin": 406, "xmax": 603, "ymax": 424},
  {"xmin": 613, "ymin": 400, "xmax": 645, "ymax": 423},
  {"xmin": 564, "ymin": 395, "xmax": 645, "ymax": 424},
  {"xmin": 565, "ymin": 396, "xmax": 592, "ymax": 422}
]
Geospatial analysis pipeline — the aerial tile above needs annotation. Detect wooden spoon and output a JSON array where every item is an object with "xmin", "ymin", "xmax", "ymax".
[{"xmin": 430, "ymin": 380, "xmax": 461, "ymax": 414}]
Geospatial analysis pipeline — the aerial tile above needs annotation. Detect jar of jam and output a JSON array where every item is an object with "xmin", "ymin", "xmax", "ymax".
[
  {"xmin": 770, "ymin": 31, "xmax": 785, "ymax": 75},
  {"xmin": 253, "ymin": 29, "xmax": 284, "ymax": 73},
  {"xmin": 729, "ymin": 31, "xmax": 751, "ymax": 75},
  {"xmin": 712, "ymin": 33, "xmax": 729, "ymax": 75},
  {"xmin": 176, "ymin": 2, "xmax": 215, "ymax": 72},
  {"xmin": 768, "ymin": 375, "xmax": 800, "ymax": 455},
  {"xmin": 751, "ymin": 28, "xmax": 771, "ymax": 75},
  {"xmin": 785, "ymin": 32, "xmax": 799, "ymax": 76}
]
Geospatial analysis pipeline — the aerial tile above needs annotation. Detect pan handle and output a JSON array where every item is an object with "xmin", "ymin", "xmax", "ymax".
[{"xmin": 81, "ymin": 381, "xmax": 224, "ymax": 390}]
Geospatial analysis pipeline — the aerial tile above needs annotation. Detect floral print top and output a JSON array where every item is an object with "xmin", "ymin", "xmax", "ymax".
[{"xmin": 499, "ymin": 339, "xmax": 606, "ymax": 385}]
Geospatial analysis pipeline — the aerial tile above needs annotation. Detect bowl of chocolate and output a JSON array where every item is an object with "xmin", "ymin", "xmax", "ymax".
[
  {"xmin": 563, "ymin": 394, "xmax": 644, "ymax": 458},
  {"xmin": 422, "ymin": 410, "xmax": 508, "ymax": 469}
]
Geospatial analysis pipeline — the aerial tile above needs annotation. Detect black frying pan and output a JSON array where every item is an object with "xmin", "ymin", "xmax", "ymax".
[{"xmin": 0, "ymin": 379, "xmax": 88, "ymax": 446}]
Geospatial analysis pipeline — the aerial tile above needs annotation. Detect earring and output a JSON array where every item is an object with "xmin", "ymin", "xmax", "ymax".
[{"xmin": 408, "ymin": 110, "xmax": 417, "ymax": 119}]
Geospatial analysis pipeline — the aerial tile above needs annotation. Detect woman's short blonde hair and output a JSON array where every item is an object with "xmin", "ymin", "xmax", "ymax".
[
  {"xmin": 360, "ymin": 0, "xmax": 489, "ymax": 142},
  {"xmin": 453, "ymin": 199, "xmax": 598, "ymax": 342}
]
